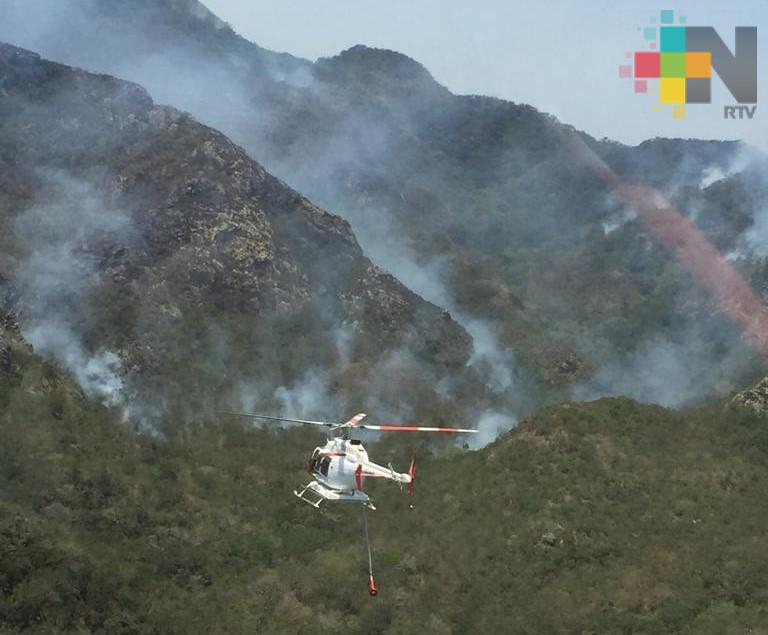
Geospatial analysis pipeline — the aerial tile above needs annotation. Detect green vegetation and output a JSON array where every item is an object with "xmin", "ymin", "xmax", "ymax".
[{"xmin": 3, "ymin": 329, "xmax": 768, "ymax": 634}]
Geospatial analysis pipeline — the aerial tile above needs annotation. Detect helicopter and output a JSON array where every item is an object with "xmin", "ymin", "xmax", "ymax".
[{"xmin": 221, "ymin": 410, "xmax": 477, "ymax": 596}]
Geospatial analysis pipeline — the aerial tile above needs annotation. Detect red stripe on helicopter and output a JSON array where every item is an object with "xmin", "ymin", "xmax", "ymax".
[
  {"xmin": 345, "ymin": 413, "xmax": 367, "ymax": 426},
  {"xmin": 369, "ymin": 425, "xmax": 468, "ymax": 432}
]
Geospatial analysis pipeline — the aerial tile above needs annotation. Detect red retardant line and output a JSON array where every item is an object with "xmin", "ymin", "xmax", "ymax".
[{"xmin": 564, "ymin": 132, "xmax": 768, "ymax": 358}]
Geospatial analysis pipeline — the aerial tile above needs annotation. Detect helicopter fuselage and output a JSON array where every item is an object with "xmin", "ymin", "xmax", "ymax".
[
  {"xmin": 293, "ymin": 437, "xmax": 412, "ymax": 509},
  {"xmin": 310, "ymin": 437, "xmax": 411, "ymax": 491}
]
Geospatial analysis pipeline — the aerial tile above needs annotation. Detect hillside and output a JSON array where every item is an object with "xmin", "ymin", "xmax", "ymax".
[
  {"xmin": 2, "ymin": 315, "xmax": 768, "ymax": 633},
  {"xmin": 2, "ymin": 0, "xmax": 767, "ymax": 408},
  {"xmin": 0, "ymin": 43, "xmax": 488, "ymax": 426}
]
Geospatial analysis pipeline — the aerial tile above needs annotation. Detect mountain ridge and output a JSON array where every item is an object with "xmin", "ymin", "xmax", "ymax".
[
  {"xmin": 3, "ymin": 0, "xmax": 768, "ymax": 410},
  {"xmin": 0, "ymin": 41, "xmax": 479, "ymax": 423}
]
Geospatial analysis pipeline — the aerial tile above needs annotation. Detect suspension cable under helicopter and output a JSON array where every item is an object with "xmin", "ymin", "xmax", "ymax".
[{"xmin": 361, "ymin": 506, "xmax": 378, "ymax": 596}]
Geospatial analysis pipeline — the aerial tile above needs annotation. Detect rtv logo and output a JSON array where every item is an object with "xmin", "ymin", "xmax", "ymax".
[{"xmin": 619, "ymin": 10, "xmax": 757, "ymax": 120}]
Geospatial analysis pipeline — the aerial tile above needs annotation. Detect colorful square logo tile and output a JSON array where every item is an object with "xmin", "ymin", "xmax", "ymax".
[
  {"xmin": 672, "ymin": 105, "xmax": 687, "ymax": 119},
  {"xmin": 660, "ymin": 27, "xmax": 685, "ymax": 52},
  {"xmin": 661, "ymin": 52, "xmax": 686, "ymax": 77},
  {"xmin": 660, "ymin": 77, "xmax": 686, "ymax": 103},
  {"xmin": 685, "ymin": 52, "xmax": 711, "ymax": 78},
  {"xmin": 686, "ymin": 78, "xmax": 711, "ymax": 103},
  {"xmin": 635, "ymin": 52, "xmax": 660, "ymax": 78}
]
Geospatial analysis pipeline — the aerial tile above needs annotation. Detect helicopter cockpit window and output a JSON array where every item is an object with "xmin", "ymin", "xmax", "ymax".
[
  {"xmin": 319, "ymin": 456, "xmax": 331, "ymax": 476},
  {"xmin": 310, "ymin": 449, "xmax": 320, "ymax": 473}
]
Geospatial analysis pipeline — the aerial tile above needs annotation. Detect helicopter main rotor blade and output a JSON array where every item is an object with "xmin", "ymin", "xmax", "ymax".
[
  {"xmin": 218, "ymin": 411, "xmax": 337, "ymax": 427},
  {"xmin": 331, "ymin": 412, "xmax": 368, "ymax": 430},
  {"xmin": 360, "ymin": 424, "xmax": 477, "ymax": 433}
]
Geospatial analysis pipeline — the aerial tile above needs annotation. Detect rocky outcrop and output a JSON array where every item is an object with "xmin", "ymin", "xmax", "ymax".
[
  {"xmin": 0, "ymin": 333, "xmax": 11, "ymax": 373},
  {"xmin": 535, "ymin": 349, "xmax": 589, "ymax": 385},
  {"xmin": 731, "ymin": 376, "xmax": 768, "ymax": 415},
  {"xmin": 0, "ymin": 43, "xmax": 473, "ymax": 410}
]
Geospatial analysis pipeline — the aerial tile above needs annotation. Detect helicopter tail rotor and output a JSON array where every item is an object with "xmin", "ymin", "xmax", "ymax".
[{"xmin": 406, "ymin": 450, "xmax": 417, "ymax": 508}]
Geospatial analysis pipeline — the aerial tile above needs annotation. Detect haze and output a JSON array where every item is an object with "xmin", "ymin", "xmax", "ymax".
[{"xmin": 205, "ymin": 0, "xmax": 768, "ymax": 153}]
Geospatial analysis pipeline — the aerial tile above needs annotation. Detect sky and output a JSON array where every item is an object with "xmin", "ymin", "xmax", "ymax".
[{"xmin": 204, "ymin": 0, "xmax": 768, "ymax": 153}]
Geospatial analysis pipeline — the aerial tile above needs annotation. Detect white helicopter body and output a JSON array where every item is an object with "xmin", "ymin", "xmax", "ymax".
[{"xmin": 296, "ymin": 436, "xmax": 413, "ymax": 510}]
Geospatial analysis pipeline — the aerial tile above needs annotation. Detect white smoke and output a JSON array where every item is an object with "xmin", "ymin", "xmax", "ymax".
[
  {"xmin": 229, "ymin": 343, "xmax": 453, "ymax": 431},
  {"xmin": 464, "ymin": 318, "xmax": 514, "ymax": 393},
  {"xmin": 343, "ymin": 209, "xmax": 516, "ymax": 400},
  {"xmin": 13, "ymin": 171, "xmax": 134, "ymax": 409},
  {"xmin": 742, "ymin": 204, "xmax": 768, "ymax": 257},
  {"xmin": 25, "ymin": 321, "xmax": 124, "ymax": 406},
  {"xmin": 332, "ymin": 326, "xmax": 354, "ymax": 368},
  {"xmin": 699, "ymin": 146, "xmax": 753, "ymax": 189},
  {"xmin": 572, "ymin": 329, "xmax": 751, "ymax": 408},
  {"xmin": 274, "ymin": 372, "xmax": 334, "ymax": 421},
  {"xmin": 601, "ymin": 208, "xmax": 636, "ymax": 235},
  {"xmin": 725, "ymin": 248, "xmax": 748, "ymax": 262},
  {"xmin": 466, "ymin": 410, "xmax": 518, "ymax": 449}
]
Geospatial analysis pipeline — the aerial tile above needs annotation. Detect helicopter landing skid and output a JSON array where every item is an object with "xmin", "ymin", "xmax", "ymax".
[
  {"xmin": 293, "ymin": 482, "xmax": 325, "ymax": 508},
  {"xmin": 293, "ymin": 481, "xmax": 377, "ymax": 510}
]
